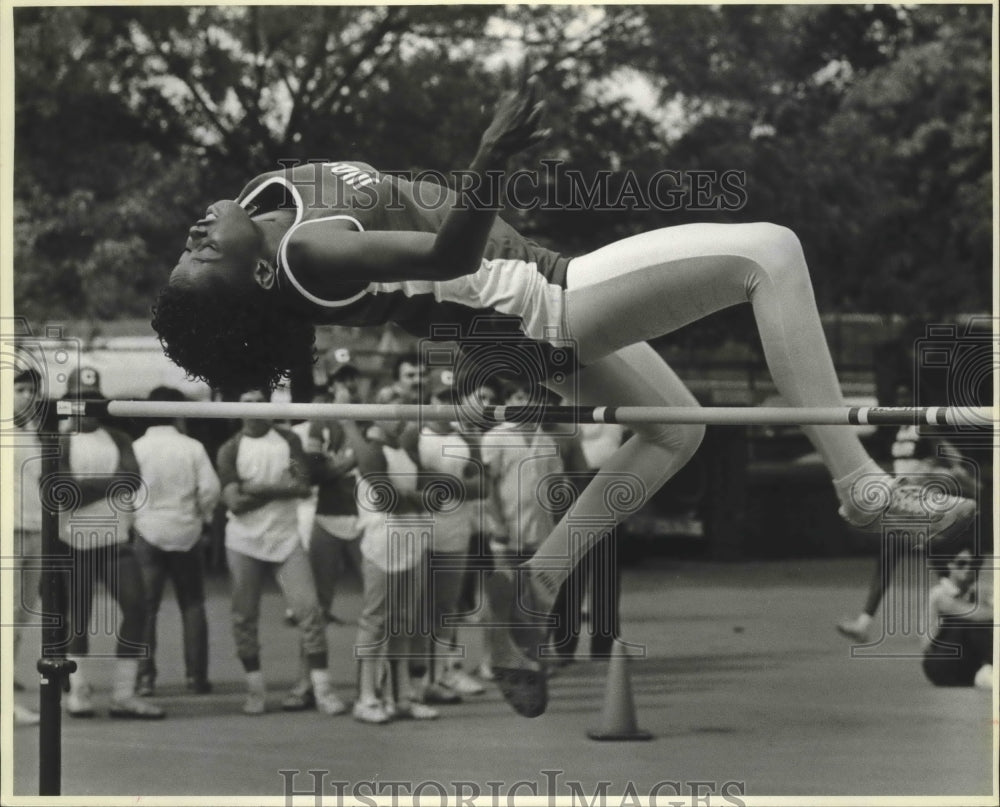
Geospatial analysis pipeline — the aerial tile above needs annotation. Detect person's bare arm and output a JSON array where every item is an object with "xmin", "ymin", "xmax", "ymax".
[
  {"xmin": 283, "ymin": 79, "xmax": 548, "ymax": 289},
  {"xmin": 933, "ymin": 585, "xmax": 992, "ymax": 622}
]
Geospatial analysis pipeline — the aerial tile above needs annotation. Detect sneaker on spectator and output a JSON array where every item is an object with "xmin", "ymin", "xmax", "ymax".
[
  {"xmin": 66, "ymin": 685, "xmax": 96, "ymax": 718},
  {"xmin": 420, "ymin": 681, "xmax": 462, "ymax": 705},
  {"xmin": 109, "ymin": 696, "xmax": 165, "ymax": 720},
  {"xmin": 836, "ymin": 616, "xmax": 872, "ymax": 644},
  {"xmin": 314, "ymin": 686, "xmax": 348, "ymax": 716},
  {"xmin": 441, "ymin": 668, "xmax": 485, "ymax": 695},
  {"xmin": 242, "ymin": 691, "xmax": 266, "ymax": 716},
  {"xmin": 14, "ymin": 704, "xmax": 40, "ymax": 726},
  {"xmin": 388, "ymin": 700, "xmax": 439, "ymax": 720},
  {"xmin": 974, "ymin": 664, "xmax": 993, "ymax": 690},
  {"xmin": 352, "ymin": 700, "xmax": 391, "ymax": 724},
  {"xmin": 281, "ymin": 685, "xmax": 316, "ymax": 712}
]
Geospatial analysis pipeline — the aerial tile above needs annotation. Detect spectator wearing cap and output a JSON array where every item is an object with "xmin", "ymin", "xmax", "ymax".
[
  {"xmin": 132, "ymin": 386, "xmax": 221, "ymax": 696},
  {"xmin": 9, "ymin": 367, "xmax": 44, "ymax": 726},
  {"xmin": 55, "ymin": 367, "xmax": 164, "ymax": 719},
  {"xmin": 217, "ymin": 388, "xmax": 347, "ymax": 716}
]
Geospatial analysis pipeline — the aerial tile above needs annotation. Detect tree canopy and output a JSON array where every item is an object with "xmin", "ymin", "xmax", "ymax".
[{"xmin": 12, "ymin": 4, "xmax": 992, "ymax": 325}]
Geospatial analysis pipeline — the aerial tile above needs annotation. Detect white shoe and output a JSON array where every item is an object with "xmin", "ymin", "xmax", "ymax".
[
  {"xmin": 242, "ymin": 691, "xmax": 266, "ymax": 715},
  {"xmin": 835, "ymin": 617, "xmax": 872, "ymax": 643},
  {"xmin": 314, "ymin": 687, "xmax": 348, "ymax": 716},
  {"xmin": 839, "ymin": 475, "xmax": 976, "ymax": 546},
  {"xmin": 441, "ymin": 668, "xmax": 485, "ymax": 695},
  {"xmin": 973, "ymin": 664, "xmax": 993, "ymax": 690},
  {"xmin": 420, "ymin": 681, "xmax": 462, "ymax": 704},
  {"xmin": 14, "ymin": 704, "xmax": 40, "ymax": 726},
  {"xmin": 352, "ymin": 700, "xmax": 391, "ymax": 724},
  {"xmin": 109, "ymin": 696, "xmax": 165, "ymax": 720},
  {"xmin": 66, "ymin": 685, "xmax": 96, "ymax": 718},
  {"xmin": 388, "ymin": 700, "xmax": 439, "ymax": 720}
]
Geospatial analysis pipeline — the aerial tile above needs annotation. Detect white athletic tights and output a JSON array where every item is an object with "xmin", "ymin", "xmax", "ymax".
[{"xmin": 528, "ymin": 222, "xmax": 874, "ymax": 598}]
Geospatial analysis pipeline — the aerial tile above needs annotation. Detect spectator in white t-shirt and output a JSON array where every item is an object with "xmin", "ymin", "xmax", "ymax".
[
  {"xmin": 132, "ymin": 386, "xmax": 220, "ymax": 696},
  {"xmin": 216, "ymin": 388, "xmax": 346, "ymax": 716}
]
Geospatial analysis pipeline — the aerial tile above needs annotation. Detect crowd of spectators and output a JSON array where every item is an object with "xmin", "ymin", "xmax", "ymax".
[{"xmin": 7, "ymin": 348, "xmax": 627, "ymax": 725}]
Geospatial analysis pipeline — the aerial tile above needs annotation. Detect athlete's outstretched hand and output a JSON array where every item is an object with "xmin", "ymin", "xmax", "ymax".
[{"xmin": 478, "ymin": 76, "xmax": 550, "ymax": 165}]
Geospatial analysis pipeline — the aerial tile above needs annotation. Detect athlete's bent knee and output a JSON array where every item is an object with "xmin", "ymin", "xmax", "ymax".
[
  {"xmin": 640, "ymin": 422, "xmax": 706, "ymax": 461},
  {"xmin": 742, "ymin": 222, "xmax": 809, "ymax": 291},
  {"xmin": 748, "ymin": 222, "xmax": 801, "ymax": 253}
]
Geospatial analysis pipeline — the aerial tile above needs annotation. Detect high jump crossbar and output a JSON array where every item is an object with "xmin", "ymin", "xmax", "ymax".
[{"xmin": 58, "ymin": 400, "xmax": 996, "ymax": 428}]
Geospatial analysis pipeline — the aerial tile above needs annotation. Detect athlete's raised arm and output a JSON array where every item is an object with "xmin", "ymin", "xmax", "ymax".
[{"xmin": 285, "ymin": 77, "xmax": 549, "ymax": 286}]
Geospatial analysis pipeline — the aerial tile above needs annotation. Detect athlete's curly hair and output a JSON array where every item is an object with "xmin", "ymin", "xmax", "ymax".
[{"xmin": 151, "ymin": 281, "xmax": 315, "ymax": 395}]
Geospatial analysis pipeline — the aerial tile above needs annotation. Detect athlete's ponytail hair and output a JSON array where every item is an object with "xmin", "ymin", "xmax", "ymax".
[{"xmin": 151, "ymin": 279, "xmax": 315, "ymax": 396}]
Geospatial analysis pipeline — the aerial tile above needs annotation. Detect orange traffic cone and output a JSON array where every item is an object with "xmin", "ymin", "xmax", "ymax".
[{"xmin": 586, "ymin": 640, "xmax": 652, "ymax": 741}]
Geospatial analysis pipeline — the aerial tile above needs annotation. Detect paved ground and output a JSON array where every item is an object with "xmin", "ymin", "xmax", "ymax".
[{"xmin": 6, "ymin": 557, "xmax": 997, "ymax": 802}]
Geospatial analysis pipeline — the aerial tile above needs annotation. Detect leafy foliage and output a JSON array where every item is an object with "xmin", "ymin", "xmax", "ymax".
[{"xmin": 12, "ymin": 5, "xmax": 992, "ymax": 325}]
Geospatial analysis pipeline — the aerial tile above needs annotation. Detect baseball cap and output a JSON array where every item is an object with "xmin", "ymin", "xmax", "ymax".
[
  {"xmin": 325, "ymin": 347, "xmax": 360, "ymax": 383},
  {"xmin": 66, "ymin": 366, "xmax": 103, "ymax": 395},
  {"xmin": 426, "ymin": 368, "xmax": 456, "ymax": 401}
]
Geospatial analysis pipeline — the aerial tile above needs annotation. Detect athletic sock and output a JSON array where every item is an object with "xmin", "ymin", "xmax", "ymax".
[
  {"xmin": 67, "ymin": 655, "xmax": 89, "ymax": 695},
  {"xmin": 245, "ymin": 670, "xmax": 265, "ymax": 694},
  {"xmin": 309, "ymin": 668, "xmax": 333, "ymax": 694},
  {"xmin": 112, "ymin": 658, "xmax": 139, "ymax": 701}
]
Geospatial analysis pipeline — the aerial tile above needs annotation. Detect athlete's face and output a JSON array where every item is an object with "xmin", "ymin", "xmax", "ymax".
[
  {"xmin": 170, "ymin": 200, "xmax": 262, "ymax": 291},
  {"xmin": 13, "ymin": 381, "xmax": 36, "ymax": 425}
]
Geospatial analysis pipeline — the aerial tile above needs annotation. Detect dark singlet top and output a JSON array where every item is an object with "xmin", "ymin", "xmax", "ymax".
[{"xmin": 237, "ymin": 161, "xmax": 577, "ymax": 378}]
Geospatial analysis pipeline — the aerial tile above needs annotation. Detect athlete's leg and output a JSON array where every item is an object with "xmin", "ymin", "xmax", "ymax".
[
  {"xmin": 563, "ymin": 222, "xmax": 974, "ymax": 531},
  {"xmin": 565, "ymin": 222, "xmax": 870, "ymax": 480},
  {"xmin": 522, "ymin": 344, "xmax": 705, "ymax": 614},
  {"xmin": 486, "ymin": 344, "xmax": 703, "ymax": 714}
]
